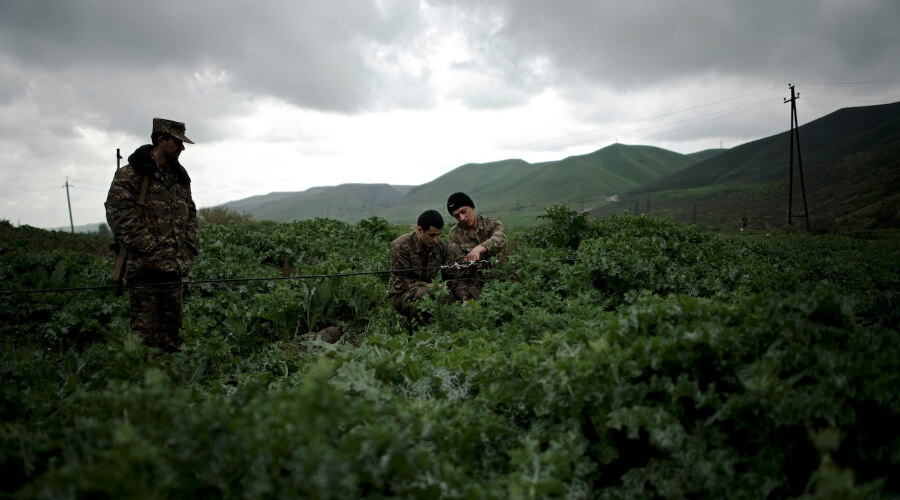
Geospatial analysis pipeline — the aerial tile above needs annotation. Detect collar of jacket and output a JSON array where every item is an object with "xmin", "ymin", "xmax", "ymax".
[{"xmin": 128, "ymin": 144, "xmax": 192, "ymax": 185}]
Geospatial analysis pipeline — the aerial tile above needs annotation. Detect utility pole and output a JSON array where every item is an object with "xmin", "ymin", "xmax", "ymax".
[
  {"xmin": 784, "ymin": 84, "xmax": 810, "ymax": 231},
  {"xmin": 63, "ymin": 177, "xmax": 74, "ymax": 233}
]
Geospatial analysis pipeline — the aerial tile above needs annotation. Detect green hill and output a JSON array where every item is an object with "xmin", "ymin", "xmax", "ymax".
[
  {"xmin": 379, "ymin": 144, "xmax": 699, "ymax": 227},
  {"xmin": 634, "ymin": 101, "xmax": 900, "ymax": 192},
  {"xmin": 221, "ymin": 144, "xmax": 701, "ymax": 229},
  {"xmin": 216, "ymin": 100, "xmax": 900, "ymax": 232},
  {"xmin": 686, "ymin": 148, "xmax": 726, "ymax": 162},
  {"xmin": 223, "ymin": 184, "xmax": 413, "ymax": 222},
  {"xmin": 593, "ymin": 101, "xmax": 900, "ymax": 231}
]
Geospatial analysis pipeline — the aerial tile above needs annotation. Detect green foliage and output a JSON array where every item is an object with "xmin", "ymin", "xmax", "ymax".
[
  {"xmin": 529, "ymin": 203, "xmax": 594, "ymax": 250},
  {"xmin": 1, "ymin": 220, "xmax": 113, "ymax": 257},
  {"xmin": 198, "ymin": 206, "xmax": 254, "ymax": 227},
  {"xmin": 1, "ymin": 208, "xmax": 898, "ymax": 498},
  {"xmin": 576, "ymin": 214, "xmax": 758, "ymax": 303}
]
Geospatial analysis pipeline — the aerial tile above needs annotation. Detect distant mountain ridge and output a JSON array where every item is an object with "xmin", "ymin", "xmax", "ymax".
[
  {"xmin": 223, "ymin": 184, "xmax": 414, "ymax": 222},
  {"xmin": 220, "ymin": 100, "xmax": 900, "ymax": 231},
  {"xmin": 633, "ymin": 101, "xmax": 900, "ymax": 193},
  {"xmin": 223, "ymin": 144, "xmax": 705, "ymax": 228},
  {"xmin": 593, "ymin": 101, "xmax": 900, "ymax": 230}
]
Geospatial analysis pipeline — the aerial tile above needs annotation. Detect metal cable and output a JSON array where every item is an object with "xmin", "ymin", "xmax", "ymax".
[{"xmin": 0, "ymin": 260, "xmax": 494, "ymax": 296}]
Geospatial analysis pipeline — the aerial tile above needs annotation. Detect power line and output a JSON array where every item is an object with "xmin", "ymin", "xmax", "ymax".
[
  {"xmin": 509, "ymin": 85, "xmax": 783, "ymax": 150},
  {"xmin": 641, "ymin": 100, "xmax": 774, "ymax": 141},
  {"xmin": 510, "ymin": 80, "xmax": 899, "ymax": 153},
  {"xmin": 799, "ymin": 80, "xmax": 900, "ymax": 87},
  {"xmin": 793, "ymin": 80, "xmax": 900, "ymax": 103}
]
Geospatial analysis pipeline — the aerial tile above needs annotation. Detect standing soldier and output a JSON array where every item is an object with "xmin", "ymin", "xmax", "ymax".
[
  {"xmin": 388, "ymin": 210, "xmax": 462, "ymax": 321},
  {"xmin": 446, "ymin": 192, "xmax": 507, "ymax": 302},
  {"xmin": 105, "ymin": 118, "xmax": 200, "ymax": 353}
]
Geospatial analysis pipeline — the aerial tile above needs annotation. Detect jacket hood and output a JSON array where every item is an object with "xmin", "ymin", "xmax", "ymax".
[{"xmin": 128, "ymin": 144, "xmax": 191, "ymax": 185}]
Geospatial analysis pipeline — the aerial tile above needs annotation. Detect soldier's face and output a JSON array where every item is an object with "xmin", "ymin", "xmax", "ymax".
[
  {"xmin": 416, "ymin": 225, "xmax": 442, "ymax": 248},
  {"xmin": 160, "ymin": 135, "xmax": 185, "ymax": 161},
  {"xmin": 451, "ymin": 206, "xmax": 476, "ymax": 229}
]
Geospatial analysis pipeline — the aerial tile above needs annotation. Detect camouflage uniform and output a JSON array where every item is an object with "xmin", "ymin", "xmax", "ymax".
[
  {"xmin": 105, "ymin": 135, "xmax": 200, "ymax": 352},
  {"xmin": 388, "ymin": 231, "xmax": 459, "ymax": 319},
  {"xmin": 448, "ymin": 214, "xmax": 506, "ymax": 300}
]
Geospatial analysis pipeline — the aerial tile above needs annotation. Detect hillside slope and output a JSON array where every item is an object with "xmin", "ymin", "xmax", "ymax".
[
  {"xmin": 218, "ymin": 144, "xmax": 702, "ymax": 228},
  {"xmin": 593, "ymin": 101, "xmax": 900, "ymax": 231},
  {"xmin": 634, "ymin": 101, "xmax": 900, "ymax": 193},
  {"xmin": 215, "ymin": 100, "xmax": 900, "ymax": 231},
  {"xmin": 377, "ymin": 144, "xmax": 699, "ymax": 226},
  {"xmin": 223, "ymin": 184, "xmax": 413, "ymax": 222}
]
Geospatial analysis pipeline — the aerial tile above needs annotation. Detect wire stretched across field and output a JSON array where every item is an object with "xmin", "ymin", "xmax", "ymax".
[
  {"xmin": 6, "ymin": 260, "xmax": 893, "ymax": 297},
  {"xmin": 0, "ymin": 260, "xmax": 496, "ymax": 296}
]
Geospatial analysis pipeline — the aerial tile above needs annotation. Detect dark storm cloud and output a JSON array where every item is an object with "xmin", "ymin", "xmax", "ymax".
[
  {"xmin": 3, "ymin": 0, "xmax": 894, "ymax": 125},
  {"xmin": 0, "ymin": 0, "xmax": 423, "ymax": 114},
  {"xmin": 0, "ymin": 0, "xmax": 427, "ymax": 228},
  {"xmin": 436, "ymin": 0, "xmax": 900, "ymax": 92},
  {"xmin": 0, "ymin": 0, "xmax": 428, "ymax": 174}
]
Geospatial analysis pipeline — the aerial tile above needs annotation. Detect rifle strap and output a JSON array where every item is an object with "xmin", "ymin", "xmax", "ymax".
[
  {"xmin": 136, "ymin": 174, "xmax": 149, "ymax": 216},
  {"xmin": 112, "ymin": 174, "xmax": 150, "ymax": 283},
  {"xmin": 113, "ymin": 241, "xmax": 127, "ymax": 283}
]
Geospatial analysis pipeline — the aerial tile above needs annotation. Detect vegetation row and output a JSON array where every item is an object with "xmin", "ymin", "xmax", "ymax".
[{"xmin": 1, "ymin": 208, "xmax": 898, "ymax": 499}]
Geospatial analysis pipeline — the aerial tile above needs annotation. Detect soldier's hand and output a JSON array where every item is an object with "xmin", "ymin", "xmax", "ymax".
[{"xmin": 466, "ymin": 244, "xmax": 486, "ymax": 263}]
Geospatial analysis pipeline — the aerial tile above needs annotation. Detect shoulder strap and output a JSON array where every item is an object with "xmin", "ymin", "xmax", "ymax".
[
  {"xmin": 112, "ymin": 174, "xmax": 149, "ymax": 284},
  {"xmin": 135, "ymin": 175, "xmax": 149, "ymax": 216}
]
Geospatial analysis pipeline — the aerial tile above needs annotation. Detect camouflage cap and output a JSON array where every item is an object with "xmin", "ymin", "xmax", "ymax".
[{"xmin": 152, "ymin": 118, "xmax": 195, "ymax": 144}]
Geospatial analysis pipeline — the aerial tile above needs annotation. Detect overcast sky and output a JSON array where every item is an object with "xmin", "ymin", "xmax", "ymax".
[{"xmin": 1, "ymin": 0, "xmax": 898, "ymax": 229}]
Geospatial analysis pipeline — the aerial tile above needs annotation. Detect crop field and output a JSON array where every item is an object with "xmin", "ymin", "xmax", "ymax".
[{"xmin": 1, "ymin": 207, "xmax": 899, "ymax": 499}]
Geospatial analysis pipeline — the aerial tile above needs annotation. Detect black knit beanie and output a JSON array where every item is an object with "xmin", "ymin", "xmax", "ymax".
[{"xmin": 447, "ymin": 192, "xmax": 474, "ymax": 214}]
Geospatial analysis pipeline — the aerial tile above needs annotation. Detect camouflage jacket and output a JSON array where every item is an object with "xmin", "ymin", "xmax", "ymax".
[
  {"xmin": 448, "ymin": 214, "xmax": 507, "ymax": 262},
  {"xmin": 105, "ymin": 144, "xmax": 200, "ymax": 278},
  {"xmin": 388, "ymin": 231, "xmax": 455, "ymax": 298}
]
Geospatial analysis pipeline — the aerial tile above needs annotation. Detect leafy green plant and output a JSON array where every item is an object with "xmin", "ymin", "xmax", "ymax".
[{"xmin": 1, "ymin": 209, "xmax": 898, "ymax": 498}]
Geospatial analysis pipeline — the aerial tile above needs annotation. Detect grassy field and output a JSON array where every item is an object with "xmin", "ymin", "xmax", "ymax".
[{"xmin": 2, "ymin": 209, "xmax": 899, "ymax": 498}]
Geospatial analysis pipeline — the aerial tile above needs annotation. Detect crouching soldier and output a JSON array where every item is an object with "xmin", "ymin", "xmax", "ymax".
[
  {"xmin": 388, "ymin": 210, "xmax": 462, "ymax": 322},
  {"xmin": 446, "ymin": 192, "xmax": 507, "ymax": 302}
]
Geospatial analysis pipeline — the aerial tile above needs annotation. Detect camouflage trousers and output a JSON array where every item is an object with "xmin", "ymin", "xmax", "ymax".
[
  {"xmin": 452, "ymin": 275, "xmax": 487, "ymax": 301},
  {"xmin": 388, "ymin": 284, "xmax": 458, "ymax": 322},
  {"xmin": 128, "ymin": 270, "xmax": 184, "ymax": 353}
]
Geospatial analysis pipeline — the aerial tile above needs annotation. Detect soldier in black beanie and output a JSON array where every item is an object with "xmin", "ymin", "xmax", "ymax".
[
  {"xmin": 446, "ymin": 192, "xmax": 507, "ymax": 302},
  {"xmin": 447, "ymin": 192, "xmax": 474, "ymax": 214}
]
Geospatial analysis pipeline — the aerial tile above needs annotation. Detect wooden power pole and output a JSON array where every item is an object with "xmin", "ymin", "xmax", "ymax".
[
  {"xmin": 784, "ymin": 84, "xmax": 810, "ymax": 231},
  {"xmin": 63, "ymin": 177, "xmax": 74, "ymax": 233}
]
